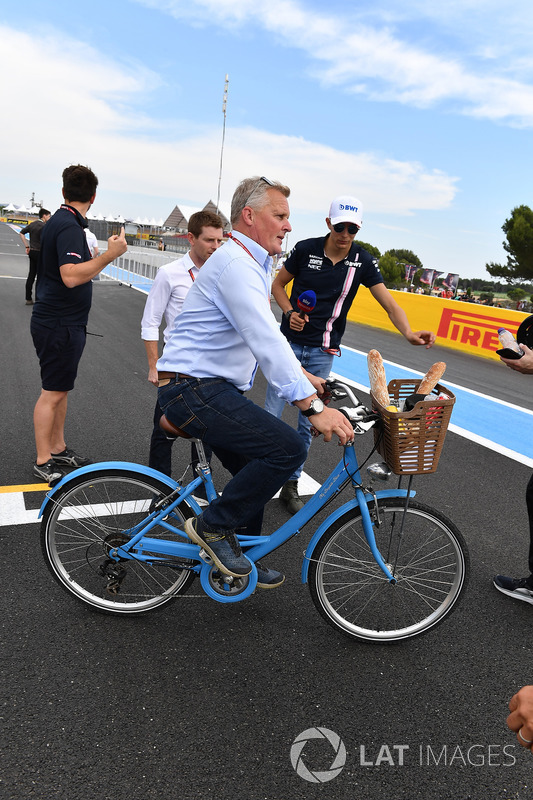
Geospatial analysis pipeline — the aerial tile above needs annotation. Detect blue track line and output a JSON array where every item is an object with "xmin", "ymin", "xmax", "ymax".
[{"xmin": 332, "ymin": 346, "xmax": 533, "ymax": 468}]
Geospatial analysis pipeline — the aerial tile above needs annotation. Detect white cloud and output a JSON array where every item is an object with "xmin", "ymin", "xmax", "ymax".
[
  {"xmin": 0, "ymin": 22, "xmax": 457, "ymax": 225},
  {"xmin": 136, "ymin": 0, "xmax": 533, "ymax": 126}
]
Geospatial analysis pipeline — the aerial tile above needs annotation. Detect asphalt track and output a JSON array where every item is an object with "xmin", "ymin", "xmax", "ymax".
[{"xmin": 2, "ymin": 221, "xmax": 533, "ymax": 800}]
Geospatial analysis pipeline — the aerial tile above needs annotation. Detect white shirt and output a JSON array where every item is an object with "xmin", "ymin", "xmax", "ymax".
[
  {"xmin": 141, "ymin": 251, "xmax": 199, "ymax": 344},
  {"xmin": 157, "ymin": 231, "xmax": 315, "ymax": 401},
  {"xmin": 85, "ymin": 229, "xmax": 98, "ymax": 257}
]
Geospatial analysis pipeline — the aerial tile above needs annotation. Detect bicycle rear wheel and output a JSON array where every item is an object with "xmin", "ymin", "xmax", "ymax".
[
  {"xmin": 41, "ymin": 469, "xmax": 197, "ymax": 615},
  {"xmin": 308, "ymin": 499, "xmax": 469, "ymax": 642}
]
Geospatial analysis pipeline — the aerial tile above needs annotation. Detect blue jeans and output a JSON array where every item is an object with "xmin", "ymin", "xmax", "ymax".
[
  {"xmin": 158, "ymin": 377, "xmax": 307, "ymax": 533},
  {"xmin": 264, "ymin": 344, "xmax": 334, "ymax": 480}
]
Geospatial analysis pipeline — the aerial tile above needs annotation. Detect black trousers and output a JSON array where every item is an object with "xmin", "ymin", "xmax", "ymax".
[
  {"xmin": 527, "ymin": 474, "xmax": 533, "ymax": 575},
  {"xmin": 26, "ymin": 250, "xmax": 40, "ymax": 301}
]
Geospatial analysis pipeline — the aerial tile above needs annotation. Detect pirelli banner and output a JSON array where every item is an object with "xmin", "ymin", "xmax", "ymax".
[{"xmin": 351, "ymin": 288, "xmax": 529, "ymax": 361}]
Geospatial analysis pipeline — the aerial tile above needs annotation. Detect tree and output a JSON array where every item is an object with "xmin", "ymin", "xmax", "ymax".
[
  {"xmin": 356, "ymin": 240, "xmax": 381, "ymax": 259},
  {"xmin": 378, "ymin": 252, "xmax": 404, "ymax": 287},
  {"xmin": 486, "ymin": 205, "xmax": 533, "ymax": 283},
  {"xmin": 387, "ymin": 249, "xmax": 423, "ymax": 269},
  {"xmin": 507, "ymin": 287, "xmax": 526, "ymax": 302}
]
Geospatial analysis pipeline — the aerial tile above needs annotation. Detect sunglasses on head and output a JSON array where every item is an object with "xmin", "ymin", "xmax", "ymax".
[
  {"xmin": 243, "ymin": 176, "xmax": 276, "ymax": 207},
  {"xmin": 333, "ymin": 222, "xmax": 359, "ymax": 235}
]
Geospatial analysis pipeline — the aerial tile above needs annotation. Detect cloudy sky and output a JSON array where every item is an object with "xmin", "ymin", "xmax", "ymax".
[{"xmin": 2, "ymin": 0, "xmax": 533, "ymax": 278}]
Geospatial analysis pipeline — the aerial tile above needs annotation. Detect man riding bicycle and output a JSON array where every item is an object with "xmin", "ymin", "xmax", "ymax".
[{"xmin": 156, "ymin": 176, "xmax": 354, "ymax": 587}]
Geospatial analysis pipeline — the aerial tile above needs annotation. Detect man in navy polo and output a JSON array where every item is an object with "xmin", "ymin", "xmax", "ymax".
[
  {"xmin": 30, "ymin": 164, "xmax": 127, "ymax": 484},
  {"xmin": 265, "ymin": 194, "xmax": 436, "ymax": 514}
]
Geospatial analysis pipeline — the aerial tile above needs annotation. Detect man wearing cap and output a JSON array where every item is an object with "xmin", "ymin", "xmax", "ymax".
[{"xmin": 265, "ymin": 195, "xmax": 436, "ymax": 514}]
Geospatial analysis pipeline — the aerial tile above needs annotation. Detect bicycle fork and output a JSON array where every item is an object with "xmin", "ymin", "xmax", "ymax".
[{"xmin": 356, "ymin": 487, "xmax": 397, "ymax": 584}]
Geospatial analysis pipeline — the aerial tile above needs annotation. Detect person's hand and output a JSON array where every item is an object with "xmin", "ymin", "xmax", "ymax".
[
  {"xmin": 148, "ymin": 366, "xmax": 159, "ymax": 386},
  {"xmin": 288, "ymin": 312, "xmax": 307, "ymax": 332},
  {"xmin": 501, "ymin": 344, "xmax": 533, "ymax": 374},
  {"xmin": 406, "ymin": 330, "xmax": 435, "ymax": 348},
  {"xmin": 304, "ymin": 372, "xmax": 328, "ymax": 396},
  {"xmin": 106, "ymin": 226, "xmax": 127, "ymax": 259},
  {"xmin": 507, "ymin": 686, "xmax": 533, "ymax": 752},
  {"xmin": 307, "ymin": 406, "xmax": 354, "ymax": 445}
]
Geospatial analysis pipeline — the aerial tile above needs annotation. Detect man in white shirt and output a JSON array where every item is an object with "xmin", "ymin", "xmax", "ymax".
[
  {"xmin": 141, "ymin": 211, "xmax": 224, "ymax": 476},
  {"xmin": 156, "ymin": 177, "xmax": 354, "ymax": 586},
  {"xmin": 85, "ymin": 228, "xmax": 99, "ymax": 258}
]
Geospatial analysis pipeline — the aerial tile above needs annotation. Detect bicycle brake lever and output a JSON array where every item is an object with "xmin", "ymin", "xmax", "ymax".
[{"xmin": 339, "ymin": 406, "xmax": 378, "ymax": 434}]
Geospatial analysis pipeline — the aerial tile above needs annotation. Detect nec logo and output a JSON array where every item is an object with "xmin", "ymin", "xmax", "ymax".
[{"xmin": 339, "ymin": 204, "xmax": 358, "ymax": 212}]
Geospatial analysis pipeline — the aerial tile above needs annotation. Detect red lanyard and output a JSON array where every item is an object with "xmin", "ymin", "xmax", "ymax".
[
  {"xmin": 227, "ymin": 233, "xmax": 270, "ymax": 305},
  {"xmin": 188, "ymin": 268, "xmax": 195, "ymax": 282},
  {"xmin": 227, "ymin": 232, "xmax": 260, "ymax": 264}
]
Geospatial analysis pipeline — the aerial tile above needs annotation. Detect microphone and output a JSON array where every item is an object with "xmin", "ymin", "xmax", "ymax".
[{"xmin": 297, "ymin": 290, "xmax": 316, "ymax": 318}]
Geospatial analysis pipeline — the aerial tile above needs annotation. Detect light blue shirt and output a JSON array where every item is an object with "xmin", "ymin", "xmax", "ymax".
[{"xmin": 157, "ymin": 231, "xmax": 315, "ymax": 401}]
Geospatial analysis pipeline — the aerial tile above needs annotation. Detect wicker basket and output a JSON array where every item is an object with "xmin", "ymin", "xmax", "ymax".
[{"xmin": 371, "ymin": 380, "xmax": 456, "ymax": 475}]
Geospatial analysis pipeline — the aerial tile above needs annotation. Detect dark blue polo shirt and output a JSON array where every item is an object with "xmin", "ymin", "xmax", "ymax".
[
  {"xmin": 33, "ymin": 205, "xmax": 92, "ymax": 326},
  {"xmin": 280, "ymin": 235, "xmax": 383, "ymax": 350}
]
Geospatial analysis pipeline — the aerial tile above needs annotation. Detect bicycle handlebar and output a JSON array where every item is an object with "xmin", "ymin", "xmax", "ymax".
[{"xmin": 324, "ymin": 378, "xmax": 380, "ymax": 435}]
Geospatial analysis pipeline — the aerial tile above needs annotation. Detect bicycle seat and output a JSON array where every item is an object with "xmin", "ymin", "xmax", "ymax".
[{"xmin": 159, "ymin": 414, "xmax": 192, "ymax": 439}]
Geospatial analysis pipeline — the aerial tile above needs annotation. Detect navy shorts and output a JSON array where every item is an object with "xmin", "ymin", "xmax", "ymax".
[{"xmin": 31, "ymin": 319, "xmax": 87, "ymax": 392}]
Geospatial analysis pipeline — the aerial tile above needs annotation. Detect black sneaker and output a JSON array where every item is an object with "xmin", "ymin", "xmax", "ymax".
[
  {"xmin": 33, "ymin": 459, "xmax": 65, "ymax": 486},
  {"xmin": 493, "ymin": 574, "xmax": 533, "ymax": 605},
  {"xmin": 280, "ymin": 480, "xmax": 304, "ymax": 515},
  {"xmin": 255, "ymin": 561, "xmax": 285, "ymax": 589},
  {"xmin": 184, "ymin": 516, "xmax": 252, "ymax": 578},
  {"xmin": 51, "ymin": 448, "xmax": 93, "ymax": 467}
]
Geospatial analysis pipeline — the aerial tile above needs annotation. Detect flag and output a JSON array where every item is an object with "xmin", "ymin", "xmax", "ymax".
[
  {"xmin": 404, "ymin": 264, "xmax": 417, "ymax": 282},
  {"xmin": 442, "ymin": 273, "xmax": 459, "ymax": 291}
]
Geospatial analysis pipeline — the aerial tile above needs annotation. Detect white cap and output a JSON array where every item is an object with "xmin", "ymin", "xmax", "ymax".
[{"xmin": 328, "ymin": 195, "xmax": 363, "ymax": 228}]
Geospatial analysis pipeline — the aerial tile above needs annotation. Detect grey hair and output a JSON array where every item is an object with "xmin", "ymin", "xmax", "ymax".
[{"xmin": 230, "ymin": 176, "xmax": 290, "ymax": 225}]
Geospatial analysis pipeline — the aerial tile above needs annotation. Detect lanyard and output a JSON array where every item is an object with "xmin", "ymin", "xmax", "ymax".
[
  {"xmin": 227, "ymin": 233, "xmax": 271, "ymax": 305},
  {"xmin": 188, "ymin": 268, "xmax": 195, "ymax": 282},
  {"xmin": 227, "ymin": 232, "xmax": 260, "ymax": 264}
]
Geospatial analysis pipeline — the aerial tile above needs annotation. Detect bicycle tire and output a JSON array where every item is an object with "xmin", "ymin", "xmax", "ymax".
[
  {"xmin": 308, "ymin": 499, "xmax": 469, "ymax": 642},
  {"xmin": 41, "ymin": 468, "xmax": 197, "ymax": 615}
]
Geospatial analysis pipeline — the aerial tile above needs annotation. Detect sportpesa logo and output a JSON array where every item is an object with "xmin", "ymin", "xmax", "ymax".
[
  {"xmin": 339, "ymin": 203, "xmax": 358, "ymax": 212},
  {"xmin": 290, "ymin": 727, "xmax": 346, "ymax": 783}
]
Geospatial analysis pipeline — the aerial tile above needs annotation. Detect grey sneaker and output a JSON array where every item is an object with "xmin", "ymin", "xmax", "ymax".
[
  {"xmin": 33, "ymin": 459, "xmax": 65, "ymax": 486},
  {"xmin": 255, "ymin": 561, "xmax": 285, "ymax": 589},
  {"xmin": 51, "ymin": 448, "xmax": 92, "ymax": 467},
  {"xmin": 280, "ymin": 480, "xmax": 304, "ymax": 515},
  {"xmin": 493, "ymin": 574, "xmax": 533, "ymax": 605},
  {"xmin": 185, "ymin": 516, "xmax": 252, "ymax": 577}
]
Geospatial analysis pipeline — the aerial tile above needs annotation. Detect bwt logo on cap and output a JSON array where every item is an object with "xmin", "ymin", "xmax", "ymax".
[{"xmin": 329, "ymin": 195, "xmax": 363, "ymax": 227}]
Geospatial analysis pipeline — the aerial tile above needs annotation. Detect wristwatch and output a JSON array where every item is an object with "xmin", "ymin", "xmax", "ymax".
[
  {"xmin": 284, "ymin": 309, "xmax": 294, "ymax": 321},
  {"xmin": 301, "ymin": 398, "xmax": 325, "ymax": 417}
]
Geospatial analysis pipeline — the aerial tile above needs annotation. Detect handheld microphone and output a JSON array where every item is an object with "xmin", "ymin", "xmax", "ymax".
[{"xmin": 297, "ymin": 290, "xmax": 316, "ymax": 318}]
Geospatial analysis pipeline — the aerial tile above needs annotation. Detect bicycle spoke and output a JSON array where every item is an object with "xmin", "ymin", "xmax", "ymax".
[
  {"xmin": 41, "ymin": 471, "xmax": 197, "ymax": 614},
  {"xmin": 309, "ymin": 500, "xmax": 468, "ymax": 642}
]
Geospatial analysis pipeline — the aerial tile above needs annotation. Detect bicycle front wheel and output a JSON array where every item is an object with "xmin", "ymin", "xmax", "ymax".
[
  {"xmin": 41, "ymin": 469, "xmax": 197, "ymax": 615},
  {"xmin": 308, "ymin": 499, "xmax": 469, "ymax": 642}
]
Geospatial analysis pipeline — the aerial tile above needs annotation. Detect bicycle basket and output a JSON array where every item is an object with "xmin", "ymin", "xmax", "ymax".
[{"xmin": 371, "ymin": 380, "xmax": 456, "ymax": 475}]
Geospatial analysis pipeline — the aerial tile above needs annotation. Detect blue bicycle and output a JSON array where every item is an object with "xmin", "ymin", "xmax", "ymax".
[{"xmin": 39, "ymin": 380, "xmax": 469, "ymax": 642}]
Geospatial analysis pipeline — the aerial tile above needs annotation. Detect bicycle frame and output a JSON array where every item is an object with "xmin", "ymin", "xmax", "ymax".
[{"xmin": 39, "ymin": 446, "xmax": 415, "ymax": 588}]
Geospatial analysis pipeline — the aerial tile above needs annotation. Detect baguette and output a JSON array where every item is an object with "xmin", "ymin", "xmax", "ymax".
[
  {"xmin": 418, "ymin": 362, "xmax": 446, "ymax": 395},
  {"xmin": 367, "ymin": 349, "xmax": 390, "ymax": 407}
]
